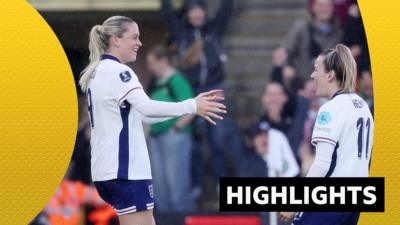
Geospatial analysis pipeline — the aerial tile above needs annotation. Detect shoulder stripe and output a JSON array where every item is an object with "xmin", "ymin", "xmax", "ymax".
[
  {"xmin": 118, "ymin": 87, "xmax": 142, "ymax": 105},
  {"xmin": 311, "ymin": 137, "xmax": 337, "ymax": 146}
]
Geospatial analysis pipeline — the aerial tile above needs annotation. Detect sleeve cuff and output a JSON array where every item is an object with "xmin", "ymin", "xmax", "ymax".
[
  {"xmin": 183, "ymin": 99, "xmax": 197, "ymax": 114},
  {"xmin": 311, "ymin": 136, "xmax": 337, "ymax": 146}
]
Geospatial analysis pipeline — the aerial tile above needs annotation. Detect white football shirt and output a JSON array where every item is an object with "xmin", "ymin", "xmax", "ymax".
[
  {"xmin": 311, "ymin": 92, "xmax": 374, "ymax": 177},
  {"xmin": 87, "ymin": 54, "xmax": 196, "ymax": 181}
]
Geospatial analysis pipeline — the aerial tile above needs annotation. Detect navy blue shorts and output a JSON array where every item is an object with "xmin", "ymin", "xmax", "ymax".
[
  {"xmin": 94, "ymin": 179, "xmax": 154, "ymax": 215},
  {"xmin": 292, "ymin": 212, "xmax": 360, "ymax": 225}
]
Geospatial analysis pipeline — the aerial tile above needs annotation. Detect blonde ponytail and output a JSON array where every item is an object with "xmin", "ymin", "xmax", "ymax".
[
  {"xmin": 321, "ymin": 44, "xmax": 357, "ymax": 93},
  {"xmin": 335, "ymin": 44, "xmax": 357, "ymax": 93},
  {"xmin": 79, "ymin": 25, "xmax": 104, "ymax": 92},
  {"xmin": 79, "ymin": 16, "xmax": 136, "ymax": 92}
]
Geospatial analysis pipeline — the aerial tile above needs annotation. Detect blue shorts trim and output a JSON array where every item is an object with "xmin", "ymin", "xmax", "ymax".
[
  {"xmin": 94, "ymin": 179, "xmax": 154, "ymax": 215},
  {"xmin": 292, "ymin": 212, "xmax": 360, "ymax": 225}
]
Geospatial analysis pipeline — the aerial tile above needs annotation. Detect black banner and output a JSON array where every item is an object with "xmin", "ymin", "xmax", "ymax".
[{"xmin": 219, "ymin": 177, "xmax": 384, "ymax": 212}]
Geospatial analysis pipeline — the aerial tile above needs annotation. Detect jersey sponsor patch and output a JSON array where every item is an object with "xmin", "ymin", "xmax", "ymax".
[
  {"xmin": 119, "ymin": 71, "xmax": 132, "ymax": 82},
  {"xmin": 317, "ymin": 111, "xmax": 332, "ymax": 125}
]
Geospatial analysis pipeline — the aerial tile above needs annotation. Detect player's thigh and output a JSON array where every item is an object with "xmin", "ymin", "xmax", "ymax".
[{"xmin": 118, "ymin": 209, "xmax": 155, "ymax": 225}]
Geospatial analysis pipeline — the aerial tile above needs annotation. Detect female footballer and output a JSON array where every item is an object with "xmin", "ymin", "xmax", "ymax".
[
  {"xmin": 280, "ymin": 44, "xmax": 374, "ymax": 225},
  {"xmin": 79, "ymin": 16, "xmax": 226, "ymax": 225}
]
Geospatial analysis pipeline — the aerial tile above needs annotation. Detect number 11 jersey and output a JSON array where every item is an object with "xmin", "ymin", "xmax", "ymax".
[{"xmin": 311, "ymin": 92, "xmax": 374, "ymax": 177}]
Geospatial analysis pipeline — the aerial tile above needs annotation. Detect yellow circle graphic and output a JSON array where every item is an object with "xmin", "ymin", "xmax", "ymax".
[
  {"xmin": 358, "ymin": 0, "xmax": 400, "ymax": 224},
  {"xmin": 0, "ymin": 1, "xmax": 77, "ymax": 224}
]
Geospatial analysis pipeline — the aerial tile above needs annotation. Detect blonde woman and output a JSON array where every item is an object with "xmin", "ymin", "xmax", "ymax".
[
  {"xmin": 280, "ymin": 44, "xmax": 374, "ymax": 225},
  {"xmin": 79, "ymin": 16, "xmax": 226, "ymax": 225}
]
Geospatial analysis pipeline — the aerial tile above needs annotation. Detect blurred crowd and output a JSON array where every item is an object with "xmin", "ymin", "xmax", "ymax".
[{"xmin": 30, "ymin": 0, "xmax": 373, "ymax": 224}]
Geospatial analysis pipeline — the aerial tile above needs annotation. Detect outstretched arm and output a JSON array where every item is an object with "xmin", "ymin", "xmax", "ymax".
[
  {"xmin": 123, "ymin": 87, "xmax": 196, "ymax": 117},
  {"xmin": 123, "ymin": 88, "xmax": 226, "ymax": 125},
  {"xmin": 141, "ymin": 115, "xmax": 174, "ymax": 124},
  {"xmin": 141, "ymin": 112, "xmax": 194, "ymax": 127}
]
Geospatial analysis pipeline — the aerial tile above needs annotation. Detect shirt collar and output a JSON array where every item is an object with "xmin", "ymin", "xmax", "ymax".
[
  {"xmin": 330, "ymin": 90, "xmax": 344, "ymax": 100},
  {"xmin": 101, "ymin": 54, "xmax": 121, "ymax": 63}
]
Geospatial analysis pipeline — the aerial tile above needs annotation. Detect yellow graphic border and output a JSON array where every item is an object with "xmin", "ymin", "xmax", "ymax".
[{"xmin": 358, "ymin": 0, "xmax": 400, "ymax": 224}]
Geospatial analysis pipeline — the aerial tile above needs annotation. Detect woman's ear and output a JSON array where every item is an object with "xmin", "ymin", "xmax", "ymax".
[
  {"xmin": 327, "ymin": 70, "xmax": 336, "ymax": 82},
  {"xmin": 110, "ymin": 35, "xmax": 120, "ymax": 48}
]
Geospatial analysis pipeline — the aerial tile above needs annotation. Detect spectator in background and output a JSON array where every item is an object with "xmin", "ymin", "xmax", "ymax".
[
  {"xmin": 270, "ymin": 47, "xmax": 298, "ymax": 89},
  {"xmin": 44, "ymin": 179, "xmax": 113, "ymax": 225},
  {"xmin": 342, "ymin": 2, "xmax": 371, "ymax": 73},
  {"xmin": 260, "ymin": 82, "xmax": 291, "ymax": 133},
  {"xmin": 298, "ymin": 79, "xmax": 322, "ymax": 176},
  {"xmin": 146, "ymin": 45, "xmax": 195, "ymax": 212},
  {"xmin": 160, "ymin": 0, "xmax": 232, "ymax": 91},
  {"xmin": 240, "ymin": 121, "xmax": 299, "ymax": 177},
  {"xmin": 359, "ymin": 70, "xmax": 374, "ymax": 115},
  {"xmin": 238, "ymin": 122, "xmax": 269, "ymax": 178},
  {"xmin": 270, "ymin": 53, "xmax": 310, "ymax": 162},
  {"xmin": 274, "ymin": 0, "xmax": 343, "ymax": 83},
  {"xmin": 308, "ymin": 0, "xmax": 354, "ymax": 26},
  {"xmin": 161, "ymin": 0, "xmax": 244, "ymax": 192},
  {"xmin": 37, "ymin": 163, "xmax": 116, "ymax": 225},
  {"xmin": 260, "ymin": 82, "xmax": 308, "ymax": 164}
]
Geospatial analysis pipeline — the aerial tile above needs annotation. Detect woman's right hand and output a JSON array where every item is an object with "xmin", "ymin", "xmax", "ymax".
[{"xmin": 195, "ymin": 89, "xmax": 227, "ymax": 125}]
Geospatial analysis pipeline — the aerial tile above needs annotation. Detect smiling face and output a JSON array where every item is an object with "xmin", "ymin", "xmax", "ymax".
[
  {"xmin": 113, "ymin": 22, "xmax": 142, "ymax": 63},
  {"xmin": 262, "ymin": 83, "xmax": 288, "ymax": 114},
  {"xmin": 310, "ymin": 55, "xmax": 331, "ymax": 98}
]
